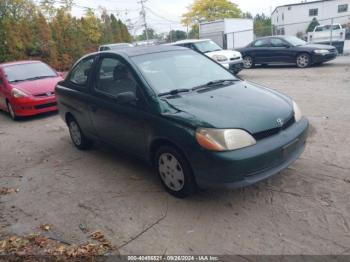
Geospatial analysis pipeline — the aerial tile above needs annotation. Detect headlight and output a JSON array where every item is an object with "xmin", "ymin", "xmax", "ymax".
[
  {"xmin": 314, "ymin": 49, "xmax": 330, "ymax": 55},
  {"xmin": 196, "ymin": 128, "xmax": 256, "ymax": 151},
  {"xmin": 212, "ymin": 55, "xmax": 228, "ymax": 62},
  {"xmin": 293, "ymin": 101, "xmax": 302, "ymax": 122},
  {"xmin": 11, "ymin": 88, "xmax": 28, "ymax": 98}
]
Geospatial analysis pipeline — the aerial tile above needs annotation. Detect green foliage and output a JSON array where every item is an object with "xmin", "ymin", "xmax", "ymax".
[
  {"xmin": 136, "ymin": 28, "xmax": 157, "ymax": 41},
  {"xmin": 254, "ymin": 13, "xmax": 272, "ymax": 37},
  {"xmin": 188, "ymin": 24, "xmax": 199, "ymax": 39},
  {"xmin": 167, "ymin": 30, "xmax": 187, "ymax": 42},
  {"xmin": 0, "ymin": 0, "xmax": 132, "ymax": 69},
  {"xmin": 306, "ymin": 18, "xmax": 320, "ymax": 33},
  {"xmin": 182, "ymin": 0, "xmax": 242, "ymax": 25}
]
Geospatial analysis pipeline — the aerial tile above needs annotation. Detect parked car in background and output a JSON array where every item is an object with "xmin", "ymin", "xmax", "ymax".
[
  {"xmin": 55, "ymin": 45, "xmax": 308, "ymax": 198},
  {"xmin": 0, "ymin": 61, "xmax": 63, "ymax": 120},
  {"xmin": 98, "ymin": 43, "xmax": 133, "ymax": 51},
  {"xmin": 238, "ymin": 36, "xmax": 338, "ymax": 69},
  {"xmin": 169, "ymin": 39, "xmax": 244, "ymax": 74},
  {"xmin": 307, "ymin": 24, "xmax": 346, "ymax": 54}
]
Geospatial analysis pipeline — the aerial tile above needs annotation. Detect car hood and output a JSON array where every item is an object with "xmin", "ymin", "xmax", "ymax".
[
  {"xmin": 10, "ymin": 77, "xmax": 62, "ymax": 95},
  {"xmin": 206, "ymin": 49, "xmax": 242, "ymax": 59},
  {"xmin": 163, "ymin": 81, "xmax": 294, "ymax": 134},
  {"xmin": 301, "ymin": 43, "xmax": 335, "ymax": 50}
]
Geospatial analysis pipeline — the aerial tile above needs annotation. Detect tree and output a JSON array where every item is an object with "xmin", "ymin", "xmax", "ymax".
[
  {"xmin": 254, "ymin": 13, "xmax": 272, "ymax": 37},
  {"xmin": 188, "ymin": 24, "xmax": 199, "ymax": 39},
  {"xmin": 306, "ymin": 17, "xmax": 320, "ymax": 32},
  {"xmin": 136, "ymin": 28, "xmax": 156, "ymax": 41},
  {"xmin": 167, "ymin": 30, "xmax": 187, "ymax": 42},
  {"xmin": 182, "ymin": 0, "xmax": 242, "ymax": 26}
]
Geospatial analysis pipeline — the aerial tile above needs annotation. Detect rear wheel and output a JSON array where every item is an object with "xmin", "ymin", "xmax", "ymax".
[
  {"xmin": 243, "ymin": 56, "xmax": 254, "ymax": 69},
  {"xmin": 155, "ymin": 145, "xmax": 197, "ymax": 198},
  {"xmin": 67, "ymin": 117, "xmax": 93, "ymax": 150},
  {"xmin": 7, "ymin": 101, "xmax": 18, "ymax": 121},
  {"xmin": 296, "ymin": 53, "xmax": 311, "ymax": 68}
]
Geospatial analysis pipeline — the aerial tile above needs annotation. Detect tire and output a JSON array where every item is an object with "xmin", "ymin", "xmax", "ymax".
[
  {"xmin": 7, "ymin": 101, "xmax": 18, "ymax": 121},
  {"xmin": 243, "ymin": 56, "xmax": 254, "ymax": 69},
  {"xmin": 155, "ymin": 145, "xmax": 197, "ymax": 198},
  {"xmin": 67, "ymin": 117, "xmax": 93, "ymax": 150},
  {"xmin": 296, "ymin": 53, "xmax": 311, "ymax": 68}
]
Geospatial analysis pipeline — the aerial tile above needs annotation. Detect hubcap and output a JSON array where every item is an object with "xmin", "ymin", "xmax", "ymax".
[
  {"xmin": 297, "ymin": 55, "xmax": 309, "ymax": 68},
  {"xmin": 69, "ymin": 121, "xmax": 82, "ymax": 146},
  {"xmin": 243, "ymin": 57, "xmax": 252, "ymax": 68},
  {"xmin": 158, "ymin": 153, "xmax": 185, "ymax": 192}
]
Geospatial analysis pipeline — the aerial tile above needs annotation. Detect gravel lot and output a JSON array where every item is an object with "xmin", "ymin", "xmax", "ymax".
[{"xmin": 1, "ymin": 56, "xmax": 350, "ymax": 255}]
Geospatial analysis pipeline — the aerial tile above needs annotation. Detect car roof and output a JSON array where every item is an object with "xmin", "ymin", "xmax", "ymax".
[
  {"xmin": 100, "ymin": 43, "xmax": 132, "ymax": 47},
  {"xmin": 0, "ymin": 60, "xmax": 42, "ymax": 68},
  {"xmin": 255, "ymin": 35, "xmax": 292, "ymax": 40},
  {"xmin": 100, "ymin": 44, "xmax": 187, "ymax": 57},
  {"xmin": 170, "ymin": 39, "xmax": 210, "ymax": 45}
]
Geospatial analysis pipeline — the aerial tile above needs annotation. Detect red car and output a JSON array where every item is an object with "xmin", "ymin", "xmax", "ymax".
[{"xmin": 0, "ymin": 60, "xmax": 63, "ymax": 120}]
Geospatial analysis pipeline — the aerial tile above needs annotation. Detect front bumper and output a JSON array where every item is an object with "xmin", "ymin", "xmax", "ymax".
[
  {"xmin": 11, "ymin": 96, "xmax": 57, "ymax": 116},
  {"xmin": 222, "ymin": 61, "xmax": 244, "ymax": 73},
  {"xmin": 191, "ymin": 117, "xmax": 309, "ymax": 189},
  {"xmin": 312, "ymin": 51, "xmax": 338, "ymax": 64}
]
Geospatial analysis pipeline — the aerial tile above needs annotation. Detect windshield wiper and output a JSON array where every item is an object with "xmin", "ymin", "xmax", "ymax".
[
  {"xmin": 158, "ymin": 88, "xmax": 191, "ymax": 97},
  {"xmin": 25, "ymin": 76, "xmax": 55, "ymax": 81},
  {"xmin": 192, "ymin": 79, "xmax": 240, "ymax": 91}
]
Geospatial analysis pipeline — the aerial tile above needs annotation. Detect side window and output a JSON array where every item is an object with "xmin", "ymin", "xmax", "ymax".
[
  {"xmin": 95, "ymin": 57, "xmax": 139, "ymax": 101},
  {"xmin": 270, "ymin": 38, "xmax": 287, "ymax": 47},
  {"xmin": 69, "ymin": 58, "xmax": 94, "ymax": 86},
  {"xmin": 253, "ymin": 39, "xmax": 270, "ymax": 47}
]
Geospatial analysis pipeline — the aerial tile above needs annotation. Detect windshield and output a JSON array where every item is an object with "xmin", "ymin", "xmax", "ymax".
[
  {"xmin": 131, "ymin": 50, "xmax": 236, "ymax": 94},
  {"xmin": 4, "ymin": 62, "xmax": 57, "ymax": 83},
  {"xmin": 283, "ymin": 36, "xmax": 307, "ymax": 46},
  {"xmin": 193, "ymin": 40, "xmax": 222, "ymax": 53}
]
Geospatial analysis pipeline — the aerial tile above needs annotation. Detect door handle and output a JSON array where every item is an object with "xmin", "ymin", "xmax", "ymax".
[{"xmin": 89, "ymin": 104, "xmax": 98, "ymax": 112}]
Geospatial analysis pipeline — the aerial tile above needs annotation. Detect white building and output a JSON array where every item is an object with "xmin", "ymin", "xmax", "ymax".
[{"xmin": 271, "ymin": 0, "xmax": 350, "ymax": 36}]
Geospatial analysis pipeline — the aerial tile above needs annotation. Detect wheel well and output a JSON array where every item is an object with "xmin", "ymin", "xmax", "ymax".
[
  {"xmin": 149, "ymin": 139, "xmax": 188, "ymax": 167},
  {"xmin": 65, "ymin": 112, "xmax": 75, "ymax": 125}
]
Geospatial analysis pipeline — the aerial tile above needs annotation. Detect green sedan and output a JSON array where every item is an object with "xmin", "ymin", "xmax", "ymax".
[{"xmin": 55, "ymin": 45, "xmax": 309, "ymax": 198}]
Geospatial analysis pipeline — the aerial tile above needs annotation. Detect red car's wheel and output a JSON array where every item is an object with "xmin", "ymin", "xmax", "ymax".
[{"xmin": 7, "ymin": 101, "xmax": 18, "ymax": 121}]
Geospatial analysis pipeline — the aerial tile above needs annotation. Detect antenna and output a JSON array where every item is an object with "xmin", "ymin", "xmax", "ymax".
[{"xmin": 138, "ymin": 0, "xmax": 149, "ymax": 41}]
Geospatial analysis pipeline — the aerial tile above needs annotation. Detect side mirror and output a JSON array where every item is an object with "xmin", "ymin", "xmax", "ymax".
[{"xmin": 116, "ymin": 92, "xmax": 137, "ymax": 105}]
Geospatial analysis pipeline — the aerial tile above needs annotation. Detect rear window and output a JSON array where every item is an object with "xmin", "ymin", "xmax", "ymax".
[{"xmin": 4, "ymin": 62, "xmax": 57, "ymax": 83}]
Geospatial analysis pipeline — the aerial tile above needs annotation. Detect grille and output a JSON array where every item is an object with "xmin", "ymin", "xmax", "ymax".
[
  {"xmin": 34, "ymin": 102, "xmax": 57, "ymax": 110},
  {"xmin": 230, "ymin": 57, "xmax": 240, "ymax": 61},
  {"xmin": 34, "ymin": 92, "xmax": 54, "ymax": 97},
  {"xmin": 253, "ymin": 117, "xmax": 295, "ymax": 141}
]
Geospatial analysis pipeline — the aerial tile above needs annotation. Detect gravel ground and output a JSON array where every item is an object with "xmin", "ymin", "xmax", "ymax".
[{"xmin": 1, "ymin": 56, "xmax": 350, "ymax": 255}]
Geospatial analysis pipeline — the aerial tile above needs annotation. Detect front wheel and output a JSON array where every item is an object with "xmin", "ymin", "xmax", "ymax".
[
  {"xmin": 7, "ymin": 101, "xmax": 18, "ymax": 121},
  {"xmin": 155, "ymin": 146, "xmax": 197, "ymax": 198},
  {"xmin": 296, "ymin": 53, "xmax": 311, "ymax": 68},
  {"xmin": 68, "ymin": 118, "xmax": 93, "ymax": 150},
  {"xmin": 243, "ymin": 56, "xmax": 254, "ymax": 69}
]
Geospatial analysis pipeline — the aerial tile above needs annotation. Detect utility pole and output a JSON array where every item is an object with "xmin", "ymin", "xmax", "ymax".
[{"xmin": 138, "ymin": 0, "xmax": 149, "ymax": 41}]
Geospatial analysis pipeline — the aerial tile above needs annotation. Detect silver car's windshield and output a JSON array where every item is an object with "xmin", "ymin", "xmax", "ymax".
[
  {"xmin": 131, "ymin": 50, "xmax": 236, "ymax": 94},
  {"xmin": 284, "ymin": 36, "xmax": 307, "ymax": 46}
]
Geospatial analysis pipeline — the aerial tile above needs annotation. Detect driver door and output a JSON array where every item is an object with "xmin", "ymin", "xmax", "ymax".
[{"xmin": 88, "ymin": 54, "xmax": 147, "ymax": 156}]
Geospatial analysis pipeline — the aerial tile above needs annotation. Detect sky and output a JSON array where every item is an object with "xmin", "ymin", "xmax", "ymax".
[{"xmin": 71, "ymin": 0, "xmax": 307, "ymax": 34}]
